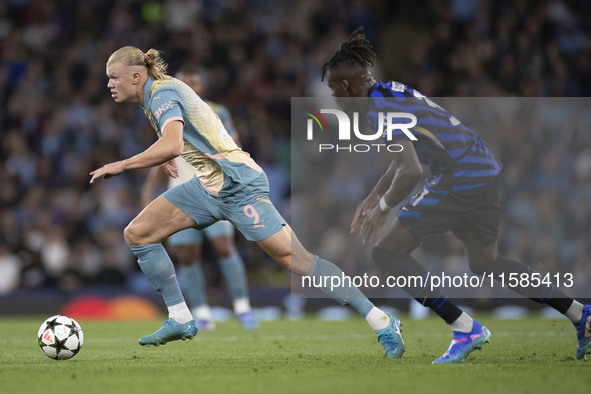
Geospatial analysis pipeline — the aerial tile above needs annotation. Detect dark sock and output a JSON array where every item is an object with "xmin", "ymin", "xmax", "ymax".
[{"xmin": 492, "ymin": 255, "xmax": 573, "ymax": 314}]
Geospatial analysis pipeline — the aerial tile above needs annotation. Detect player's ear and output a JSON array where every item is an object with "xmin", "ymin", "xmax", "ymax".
[
  {"xmin": 342, "ymin": 79, "xmax": 350, "ymax": 91},
  {"xmin": 131, "ymin": 71, "xmax": 141, "ymax": 84}
]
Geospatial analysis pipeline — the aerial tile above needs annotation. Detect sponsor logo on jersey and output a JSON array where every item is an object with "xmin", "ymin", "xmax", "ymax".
[{"xmin": 154, "ymin": 101, "xmax": 174, "ymax": 120}]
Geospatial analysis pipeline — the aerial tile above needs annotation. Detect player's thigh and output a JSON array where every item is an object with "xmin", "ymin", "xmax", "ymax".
[
  {"xmin": 223, "ymin": 198, "xmax": 285, "ymax": 242},
  {"xmin": 256, "ymin": 224, "xmax": 314, "ymax": 276},
  {"xmin": 452, "ymin": 205, "xmax": 500, "ymax": 251},
  {"xmin": 461, "ymin": 236, "xmax": 498, "ymax": 272},
  {"xmin": 125, "ymin": 195, "xmax": 196, "ymax": 245},
  {"xmin": 451, "ymin": 177, "xmax": 501, "ymax": 253},
  {"xmin": 162, "ymin": 178, "xmax": 221, "ymax": 229}
]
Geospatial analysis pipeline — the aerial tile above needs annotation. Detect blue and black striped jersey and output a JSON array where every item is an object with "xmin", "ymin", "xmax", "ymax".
[{"xmin": 367, "ymin": 81, "xmax": 501, "ymax": 193}]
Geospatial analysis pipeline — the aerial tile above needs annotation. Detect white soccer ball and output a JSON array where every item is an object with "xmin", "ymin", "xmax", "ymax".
[{"xmin": 37, "ymin": 315, "xmax": 84, "ymax": 360}]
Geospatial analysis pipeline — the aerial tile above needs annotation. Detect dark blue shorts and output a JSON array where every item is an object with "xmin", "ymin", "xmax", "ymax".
[{"xmin": 398, "ymin": 176, "xmax": 501, "ymax": 246}]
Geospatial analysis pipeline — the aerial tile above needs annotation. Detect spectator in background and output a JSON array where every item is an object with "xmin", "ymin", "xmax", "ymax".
[{"xmin": 0, "ymin": 243, "xmax": 20, "ymax": 295}]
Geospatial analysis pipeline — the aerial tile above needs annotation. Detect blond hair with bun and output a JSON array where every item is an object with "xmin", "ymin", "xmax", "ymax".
[{"xmin": 107, "ymin": 46, "xmax": 168, "ymax": 80}]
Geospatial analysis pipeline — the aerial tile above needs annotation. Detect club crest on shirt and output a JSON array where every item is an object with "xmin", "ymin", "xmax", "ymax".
[
  {"xmin": 391, "ymin": 81, "xmax": 405, "ymax": 92},
  {"xmin": 218, "ymin": 126, "xmax": 229, "ymax": 140}
]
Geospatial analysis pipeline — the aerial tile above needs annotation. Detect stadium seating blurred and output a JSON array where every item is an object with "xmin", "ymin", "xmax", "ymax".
[{"xmin": 1, "ymin": 0, "xmax": 590, "ymax": 315}]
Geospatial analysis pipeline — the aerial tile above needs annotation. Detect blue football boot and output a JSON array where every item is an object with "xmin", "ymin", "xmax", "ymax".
[
  {"xmin": 375, "ymin": 313, "xmax": 405, "ymax": 358},
  {"xmin": 574, "ymin": 304, "xmax": 591, "ymax": 360},
  {"xmin": 432, "ymin": 319, "xmax": 490, "ymax": 364},
  {"xmin": 139, "ymin": 319, "xmax": 198, "ymax": 346}
]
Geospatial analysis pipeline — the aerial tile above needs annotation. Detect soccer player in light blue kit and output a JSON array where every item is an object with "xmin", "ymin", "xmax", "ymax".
[
  {"xmin": 141, "ymin": 69, "xmax": 257, "ymax": 331},
  {"xmin": 322, "ymin": 27, "xmax": 591, "ymax": 363},
  {"xmin": 90, "ymin": 46, "xmax": 404, "ymax": 356}
]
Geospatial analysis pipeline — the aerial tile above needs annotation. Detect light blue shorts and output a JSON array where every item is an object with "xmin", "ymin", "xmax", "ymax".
[
  {"xmin": 162, "ymin": 172, "xmax": 286, "ymax": 242},
  {"xmin": 168, "ymin": 220, "xmax": 235, "ymax": 246}
]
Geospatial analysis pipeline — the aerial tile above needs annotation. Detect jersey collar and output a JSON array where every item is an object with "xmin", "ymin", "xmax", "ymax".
[
  {"xmin": 367, "ymin": 81, "xmax": 378, "ymax": 96},
  {"xmin": 142, "ymin": 77, "xmax": 154, "ymax": 108}
]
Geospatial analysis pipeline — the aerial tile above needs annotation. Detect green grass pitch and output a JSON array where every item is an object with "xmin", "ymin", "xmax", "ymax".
[{"xmin": 0, "ymin": 314, "xmax": 588, "ymax": 394}]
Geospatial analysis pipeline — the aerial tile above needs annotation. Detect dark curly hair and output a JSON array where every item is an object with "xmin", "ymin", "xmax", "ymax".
[{"xmin": 321, "ymin": 27, "xmax": 376, "ymax": 81}]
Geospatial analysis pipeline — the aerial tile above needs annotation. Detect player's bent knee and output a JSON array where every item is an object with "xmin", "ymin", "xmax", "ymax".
[
  {"xmin": 267, "ymin": 248, "xmax": 313, "ymax": 276},
  {"xmin": 291, "ymin": 250, "xmax": 314, "ymax": 276},
  {"xmin": 467, "ymin": 253, "xmax": 501, "ymax": 276},
  {"xmin": 465, "ymin": 249, "xmax": 496, "ymax": 275},
  {"xmin": 123, "ymin": 222, "xmax": 152, "ymax": 246},
  {"xmin": 123, "ymin": 224, "xmax": 140, "ymax": 246}
]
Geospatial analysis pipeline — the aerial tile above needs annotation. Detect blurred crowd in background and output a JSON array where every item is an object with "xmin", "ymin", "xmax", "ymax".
[{"xmin": 1, "ymin": 0, "xmax": 590, "ymax": 303}]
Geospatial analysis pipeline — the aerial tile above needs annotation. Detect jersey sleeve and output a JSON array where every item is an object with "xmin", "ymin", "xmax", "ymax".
[
  {"xmin": 367, "ymin": 95, "xmax": 415, "ymax": 144},
  {"xmin": 149, "ymin": 89, "xmax": 185, "ymax": 131}
]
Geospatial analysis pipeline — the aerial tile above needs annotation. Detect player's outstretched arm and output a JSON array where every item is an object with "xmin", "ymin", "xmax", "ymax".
[{"xmin": 90, "ymin": 120, "xmax": 184, "ymax": 184}]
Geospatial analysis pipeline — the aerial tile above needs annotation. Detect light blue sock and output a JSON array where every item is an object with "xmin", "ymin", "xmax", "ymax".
[
  {"xmin": 178, "ymin": 263, "xmax": 208, "ymax": 308},
  {"xmin": 130, "ymin": 243, "xmax": 185, "ymax": 307},
  {"xmin": 308, "ymin": 255, "xmax": 374, "ymax": 317},
  {"xmin": 218, "ymin": 251, "xmax": 248, "ymax": 301}
]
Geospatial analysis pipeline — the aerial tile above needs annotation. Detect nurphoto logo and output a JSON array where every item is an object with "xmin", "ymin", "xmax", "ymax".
[{"xmin": 305, "ymin": 108, "xmax": 417, "ymax": 153}]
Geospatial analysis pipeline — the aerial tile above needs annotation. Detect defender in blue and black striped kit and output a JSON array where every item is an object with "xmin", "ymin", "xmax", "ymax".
[
  {"xmin": 322, "ymin": 27, "xmax": 591, "ymax": 363},
  {"xmin": 366, "ymin": 79, "xmax": 502, "ymax": 242}
]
